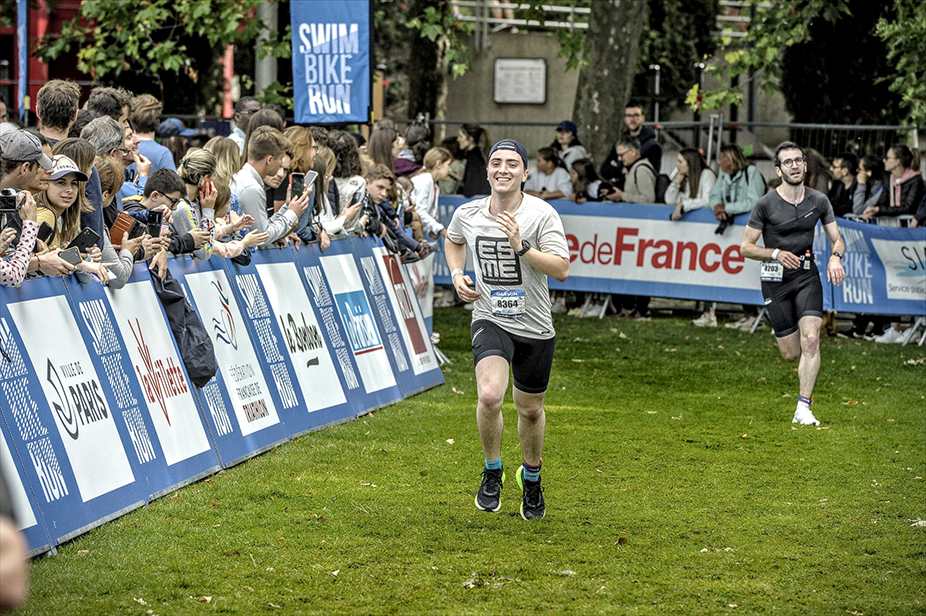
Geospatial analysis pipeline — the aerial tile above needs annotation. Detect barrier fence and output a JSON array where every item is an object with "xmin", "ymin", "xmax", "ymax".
[
  {"xmin": 0, "ymin": 236, "xmax": 443, "ymax": 556},
  {"xmin": 432, "ymin": 197, "xmax": 926, "ymax": 317}
]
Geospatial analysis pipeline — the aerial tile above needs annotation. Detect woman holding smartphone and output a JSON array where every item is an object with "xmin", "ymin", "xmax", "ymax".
[{"xmin": 34, "ymin": 154, "xmax": 116, "ymax": 284}]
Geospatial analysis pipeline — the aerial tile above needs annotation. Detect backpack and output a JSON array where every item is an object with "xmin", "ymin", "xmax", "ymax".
[{"xmin": 655, "ymin": 174, "xmax": 671, "ymax": 204}]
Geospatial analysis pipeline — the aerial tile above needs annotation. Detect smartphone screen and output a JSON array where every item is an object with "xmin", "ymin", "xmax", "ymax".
[
  {"xmin": 147, "ymin": 210, "xmax": 163, "ymax": 237},
  {"xmin": 291, "ymin": 173, "xmax": 305, "ymax": 198}
]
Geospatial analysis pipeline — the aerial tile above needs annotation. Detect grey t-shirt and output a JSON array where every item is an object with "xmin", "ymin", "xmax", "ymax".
[{"xmin": 447, "ymin": 194, "xmax": 569, "ymax": 339}]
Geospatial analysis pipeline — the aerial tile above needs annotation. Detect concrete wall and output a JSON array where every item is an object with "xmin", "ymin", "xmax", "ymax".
[{"xmin": 442, "ymin": 30, "xmax": 579, "ymax": 155}]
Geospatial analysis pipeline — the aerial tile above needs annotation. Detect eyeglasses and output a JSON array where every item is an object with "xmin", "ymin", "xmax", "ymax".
[
  {"xmin": 167, "ymin": 195, "xmax": 183, "ymax": 208},
  {"xmin": 616, "ymin": 149, "xmax": 630, "ymax": 157},
  {"xmin": 778, "ymin": 157, "xmax": 804, "ymax": 168},
  {"xmin": 240, "ymin": 109, "xmax": 259, "ymax": 117}
]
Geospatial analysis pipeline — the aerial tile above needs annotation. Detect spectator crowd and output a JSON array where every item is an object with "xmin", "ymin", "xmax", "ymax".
[{"xmin": 1, "ymin": 86, "xmax": 923, "ymax": 341}]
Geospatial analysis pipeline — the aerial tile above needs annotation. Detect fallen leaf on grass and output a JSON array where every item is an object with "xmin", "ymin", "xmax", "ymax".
[
  {"xmin": 133, "ymin": 598, "xmax": 148, "ymax": 606},
  {"xmin": 716, "ymin": 345, "xmax": 725, "ymax": 350},
  {"xmin": 846, "ymin": 611, "xmax": 864, "ymax": 616},
  {"xmin": 451, "ymin": 387, "xmax": 465, "ymax": 395},
  {"xmin": 618, "ymin": 332, "xmax": 628, "ymax": 339},
  {"xmin": 904, "ymin": 358, "xmax": 925, "ymax": 366},
  {"xmin": 268, "ymin": 603, "xmax": 281, "ymax": 609},
  {"xmin": 618, "ymin": 536, "xmax": 628, "ymax": 545},
  {"xmin": 555, "ymin": 570, "xmax": 577, "ymax": 576},
  {"xmin": 360, "ymin": 482, "xmax": 378, "ymax": 488},
  {"xmin": 244, "ymin": 586, "xmax": 254, "ymax": 591},
  {"xmin": 664, "ymin": 348, "xmax": 677, "ymax": 353},
  {"xmin": 573, "ymin": 337, "xmax": 589, "ymax": 343},
  {"xmin": 907, "ymin": 518, "xmax": 926, "ymax": 527},
  {"xmin": 446, "ymin": 439, "xmax": 455, "ymax": 445},
  {"xmin": 331, "ymin": 569, "xmax": 340, "ymax": 576},
  {"xmin": 700, "ymin": 547, "xmax": 732, "ymax": 553},
  {"xmin": 77, "ymin": 550, "xmax": 89, "ymax": 556},
  {"xmin": 198, "ymin": 596, "xmax": 212, "ymax": 603},
  {"xmin": 842, "ymin": 400, "xmax": 859, "ymax": 405}
]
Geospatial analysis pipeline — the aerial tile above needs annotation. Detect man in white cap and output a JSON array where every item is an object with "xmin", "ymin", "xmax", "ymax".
[
  {"xmin": 0, "ymin": 130, "xmax": 53, "ymax": 193},
  {"xmin": 445, "ymin": 138, "xmax": 570, "ymax": 520}
]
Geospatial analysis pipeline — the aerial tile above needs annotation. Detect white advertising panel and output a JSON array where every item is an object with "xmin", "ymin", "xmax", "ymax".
[
  {"xmin": 105, "ymin": 282, "xmax": 211, "ymax": 465},
  {"xmin": 8, "ymin": 297, "xmax": 135, "ymax": 502},
  {"xmin": 255, "ymin": 262, "xmax": 347, "ymax": 411},
  {"xmin": 183, "ymin": 270, "xmax": 280, "ymax": 436},
  {"xmin": 320, "ymin": 253, "xmax": 397, "ymax": 393}
]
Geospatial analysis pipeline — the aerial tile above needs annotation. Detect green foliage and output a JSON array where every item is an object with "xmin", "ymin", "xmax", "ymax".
[
  {"xmin": 690, "ymin": 0, "xmax": 853, "ymax": 112},
  {"xmin": 16, "ymin": 309, "xmax": 926, "ymax": 615},
  {"xmin": 33, "ymin": 0, "xmax": 267, "ymax": 111},
  {"xmin": 876, "ymin": 0, "xmax": 926, "ymax": 125},
  {"xmin": 405, "ymin": 3, "xmax": 473, "ymax": 79}
]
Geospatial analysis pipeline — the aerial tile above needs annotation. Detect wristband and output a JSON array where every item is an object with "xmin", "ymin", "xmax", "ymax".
[
  {"xmin": 831, "ymin": 251, "xmax": 843, "ymax": 259},
  {"xmin": 771, "ymin": 249, "xmax": 780, "ymax": 261},
  {"xmin": 450, "ymin": 268, "xmax": 464, "ymax": 278}
]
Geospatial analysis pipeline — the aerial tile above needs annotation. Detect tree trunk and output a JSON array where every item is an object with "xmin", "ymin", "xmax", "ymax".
[
  {"xmin": 406, "ymin": 0, "xmax": 449, "ymax": 126},
  {"xmin": 573, "ymin": 0, "xmax": 647, "ymax": 163}
]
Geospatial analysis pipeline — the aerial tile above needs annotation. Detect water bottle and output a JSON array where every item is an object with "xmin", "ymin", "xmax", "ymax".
[{"xmin": 803, "ymin": 250, "xmax": 811, "ymax": 270}]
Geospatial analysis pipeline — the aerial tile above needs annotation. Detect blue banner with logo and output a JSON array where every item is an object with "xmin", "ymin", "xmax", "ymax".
[
  {"xmin": 0, "ymin": 277, "xmax": 146, "ymax": 546},
  {"xmin": 832, "ymin": 219, "xmax": 926, "ymax": 316},
  {"xmin": 351, "ymin": 237, "xmax": 444, "ymax": 396},
  {"xmin": 65, "ymin": 271, "xmax": 221, "ymax": 500},
  {"xmin": 290, "ymin": 0, "xmax": 372, "ymax": 124},
  {"xmin": 0, "ymin": 420, "xmax": 53, "ymax": 556},
  {"xmin": 249, "ymin": 247, "xmax": 356, "ymax": 431},
  {"xmin": 295, "ymin": 238, "xmax": 404, "ymax": 414},
  {"xmin": 432, "ymin": 198, "xmax": 926, "ymax": 314},
  {"xmin": 167, "ymin": 256, "xmax": 290, "ymax": 466}
]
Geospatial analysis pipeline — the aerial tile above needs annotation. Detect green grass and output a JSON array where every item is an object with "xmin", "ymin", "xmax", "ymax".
[{"xmin": 16, "ymin": 309, "xmax": 926, "ymax": 615}]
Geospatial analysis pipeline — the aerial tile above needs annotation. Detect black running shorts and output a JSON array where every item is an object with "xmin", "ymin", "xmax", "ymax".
[
  {"xmin": 762, "ymin": 268, "xmax": 824, "ymax": 338},
  {"xmin": 471, "ymin": 319, "xmax": 556, "ymax": 394}
]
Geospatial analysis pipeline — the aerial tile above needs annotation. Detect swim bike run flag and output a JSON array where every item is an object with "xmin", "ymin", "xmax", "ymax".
[{"xmin": 291, "ymin": 0, "xmax": 372, "ymax": 124}]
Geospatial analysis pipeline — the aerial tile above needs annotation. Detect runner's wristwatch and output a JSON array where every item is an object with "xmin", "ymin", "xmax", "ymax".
[
  {"xmin": 831, "ymin": 251, "xmax": 843, "ymax": 259},
  {"xmin": 517, "ymin": 240, "xmax": 531, "ymax": 257}
]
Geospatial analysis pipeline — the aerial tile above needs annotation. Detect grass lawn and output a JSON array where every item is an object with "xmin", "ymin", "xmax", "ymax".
[{"xmin": 15, "ymin": 307, "xmax": 926, "ymax": 615}]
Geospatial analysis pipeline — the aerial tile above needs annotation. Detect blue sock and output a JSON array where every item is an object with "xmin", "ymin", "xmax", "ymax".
[
  {"xmin": 522, "ymin": 460, "xmax": 541, "ymax": 482},
  {"xmin": 485, "ymin": 456, "xmax": 502, "ymax": 470}
]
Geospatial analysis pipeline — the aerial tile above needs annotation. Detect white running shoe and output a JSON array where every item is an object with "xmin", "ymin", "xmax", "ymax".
[
  {"xmin": 551, "ymin": 296, "xmax": 567, "ymax": 314},
  {"xmin": 725, "ymin": 316, "xmax": 749, "ymax": 329},
  {"xmin": 873, "ymin": 328, "xmax": 904, "ymax": 343},
  {"xmin": 792, "ymin": 407, "xmax": 820, "ymax": 426},
  {"xmin": 691, "ymin": 311, "xmax": 717, "ymax": 327},
  {"xmin": 737, "ymin": 316, "xmax": 758, "ymax": 331}
]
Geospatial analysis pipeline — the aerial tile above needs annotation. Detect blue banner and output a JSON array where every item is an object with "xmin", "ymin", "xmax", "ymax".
[
  {"xmin": 0, "ymin": 278, "xmax": 146, "ymax": 546},
  {"xmin": 352, "ymin": 237, "xmax": 444, "ymax": 397},
  {"xmin": 17, "ymin": 0, "xmax": 27, "ymax": 120},
  {"xmin": 432, "ymin": 198, "xmax": 925, "ymax": 314},
  {"xmin": 833, "ymin": 219, "xmax": 926, "ymax": 316},
  {"xmin": 167, "ymin": 257, "xmax": 291, "ymax": 466},
  {"xmin": 291, "ymin": 0, "xmax": 372, "ymax": 124},
  {"xmin": 65, "ymin": 271, "xmax": 221, "ymax": 500},
  {"xmin": 296, "ymin": 238, "xmax": 404, "ymax": 414}
]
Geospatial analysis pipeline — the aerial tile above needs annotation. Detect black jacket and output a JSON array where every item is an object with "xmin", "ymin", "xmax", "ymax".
[{"xmin": 599, "ymin": 125, "xmax": 662, "ymax": 189}]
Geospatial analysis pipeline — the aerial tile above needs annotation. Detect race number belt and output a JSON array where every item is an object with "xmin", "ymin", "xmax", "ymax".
[{"xmin": 490, "ymin": 289, "xmax": 526, "ymax": 319}]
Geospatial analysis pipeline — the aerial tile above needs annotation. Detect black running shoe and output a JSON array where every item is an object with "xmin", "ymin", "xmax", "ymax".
[
  {"xmin": 475, "ymin": 467, "xmax": 504, "ymax": 512},
  {"xmin": 517, "ymin": 467, "xmax": 545, "ymax": 520}
]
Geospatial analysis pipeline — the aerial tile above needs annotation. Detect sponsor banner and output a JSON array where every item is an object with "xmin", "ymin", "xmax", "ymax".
[
  {"xmin": 835, "ymin": 219, "xmax": 926, "ymax": 315},
  {"xmin": 168, "ymin": 257, "xmax": 289, "ymax": 465},
  {"xmin": 320, "ymin": 244, "xmax": 400, "ymax": 396},
  {"xmin": 366, "ymin": 242, "xmax": 443, "ymax": 394},
  {"xmin": 225, "ymin": 250, "xmax": 331, "ymax": 436},
  {"xmin": 95, "ymin": 265, "xmax": 220, "ymax": 493},
  {"xmin": 312, "ymin": 238, "xmax": 403, "ymax": 411},
  {"xmin": 290, "ymin": 0, "xmax": 371, "ymax": 124},
  {"xmin": 293, "ymin": 240, "xmax": 372, "ymax": 416},
  {"xmin": 0, "ymin": 278, "xmax": 144, "ymax": 545},
  {"xmin": 432, "ymin": 198, "xmax": 926, "ymax": 312},
  {"xmin": 0, "ymin": 426, "xmax": 52, "ymax": 555},
  {"xmin": 253, "ymin": 248, "xmax": 353, "ymax": 429},
  {"xmin": 404, "ymin": 252, "xmax": 435, "ymax": 335}
]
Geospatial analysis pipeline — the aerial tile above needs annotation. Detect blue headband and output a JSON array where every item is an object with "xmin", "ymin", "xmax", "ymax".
[{"xmin": 488, "ymin": 139, "xmax": 528, "ymax": 166}]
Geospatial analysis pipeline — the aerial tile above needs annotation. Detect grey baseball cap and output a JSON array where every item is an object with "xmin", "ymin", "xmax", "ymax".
[{"xmin": 0, "ymin": 130, "xmax": 54, "ymax": 170}]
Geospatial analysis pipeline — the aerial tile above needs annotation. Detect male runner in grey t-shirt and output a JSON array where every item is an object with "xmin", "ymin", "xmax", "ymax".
[
  {"xmin": 741, "ymin": 141, "xmax": 846, "ymax": 426},
  {"xmin": 445, "ymin": 139, "xmax": 569, "ymax": 520}
]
